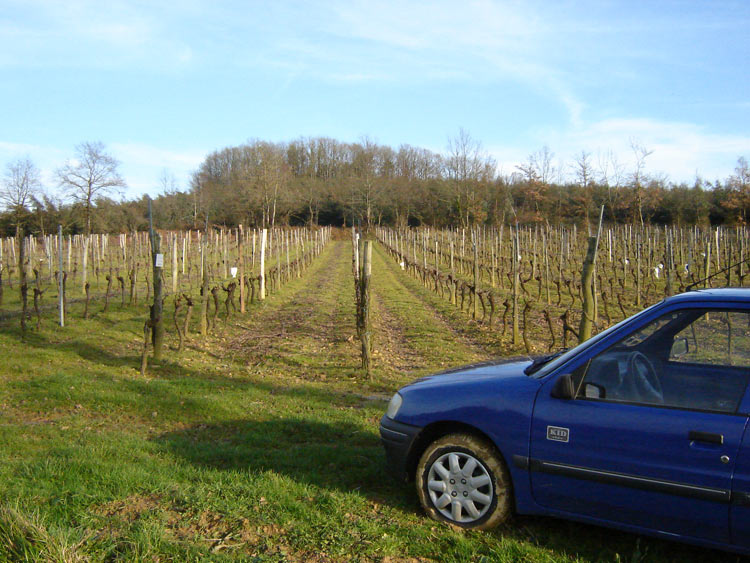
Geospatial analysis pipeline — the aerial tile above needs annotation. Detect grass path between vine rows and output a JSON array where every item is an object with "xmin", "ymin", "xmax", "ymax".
[{"xmin": 0, "ymin": 237, "xmax": 730, "ymax": 562}]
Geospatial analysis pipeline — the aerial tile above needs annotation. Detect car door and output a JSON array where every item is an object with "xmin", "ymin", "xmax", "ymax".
[
  {"xmin": 730, "ymin": 390, "xmax": 750, "ymax": 550},
  {"xmin": 528, "ymin": 305, "xmax": 750, "ymax": 544}
]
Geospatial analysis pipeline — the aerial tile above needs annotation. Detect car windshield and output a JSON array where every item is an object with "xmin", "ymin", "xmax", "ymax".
[{"xmin": 533, "ymin": 301, "xmax": 662, "ymax": 378}]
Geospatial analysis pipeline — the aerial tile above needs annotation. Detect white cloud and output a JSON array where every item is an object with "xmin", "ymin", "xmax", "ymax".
[
  {"xmin": 329, "ymin": 0, "xmax": 538, "ymax": 50},
  {"xmin": 560, "ymin": 118, "xmax": 750, "ymax": 181},
  {"xmin": 299, "ymin": 1, "xmax": 586, "ymax": 124},
  {"xmin": 0, "ymin": 0, "xmax": 194, "ymax": 70},
  {"xmin": 488, "ymin": 117, "xmax": 750, "ymax": 184}
]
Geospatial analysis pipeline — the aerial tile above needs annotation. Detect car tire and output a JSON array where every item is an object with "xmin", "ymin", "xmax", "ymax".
[{"xmin": 416, "ymin": 433, "xmax": 511, "ymax": 530}]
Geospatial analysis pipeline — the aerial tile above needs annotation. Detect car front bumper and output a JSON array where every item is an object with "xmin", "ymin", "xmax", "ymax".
[{"xmin": 379, "ymin": 415, "xmax": 421, "ymax": 481}]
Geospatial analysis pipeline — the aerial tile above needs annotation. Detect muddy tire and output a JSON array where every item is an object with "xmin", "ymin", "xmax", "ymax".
[{"xmin": 416, "ymin": 433, "xmax": 511, "ymax": 530}]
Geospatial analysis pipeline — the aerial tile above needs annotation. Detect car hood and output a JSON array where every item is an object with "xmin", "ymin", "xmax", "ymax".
[
  {"xmin": 393, "ymin": 357, "xmax": 541, "ymax": 430},
  {"xmin": 403, "ymin": 357, "xmax": 533, "ymax": 389}
]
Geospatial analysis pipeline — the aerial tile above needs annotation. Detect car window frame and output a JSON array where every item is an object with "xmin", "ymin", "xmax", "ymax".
[
  {"xmin": 569, "ymin": 305, "xmax": 750, "ymax": 415},
  {"xmin": 668, "ymin": 309, "xmax": 750, "ymax": 369}
]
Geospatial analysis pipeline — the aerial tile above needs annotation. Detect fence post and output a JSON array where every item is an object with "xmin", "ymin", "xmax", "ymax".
[
  {"xmin": 239, "ymin": 225, "xmax": 245, "ymax": 313},
  {"xmin": 148, "ymin": 198, "xmax": 164, "ymax": 361},
  {"xmin": 259, "ymin": 228, "xmax": 267, "ymax": 300},
  {"xmin": 200, "ymin": 233, "xmax": 209, "ymax": 336},
  {"xmin": 578, "ymin": 236, "xmax": 598, "ymax": 343},
  {"xmin": 58, "ymin": 224, "xmax": 64, "ymax": 327},
  {"xmin": 512, "ymin": 227, "xmax": 520, "ymax": 346},
  {"xmin": 358, "ymin": 240, "xmax": 373, "ymax": 377},
  {"xmin": 472, "ymin": 240, "xmax": 479, "ymax": 319},
  {"xmin": 172, "ymin": 233, "xmax": 178, "ymax": 294}
]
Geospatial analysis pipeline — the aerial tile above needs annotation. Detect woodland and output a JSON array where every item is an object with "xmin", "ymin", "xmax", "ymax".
[{"xmin": 1, "ymin": 134, "xmax": 749, "ymax": 237}]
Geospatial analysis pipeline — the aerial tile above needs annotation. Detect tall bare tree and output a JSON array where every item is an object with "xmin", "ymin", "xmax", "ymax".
[
  {"xmin": 2, "ymin": 157, "xmax": 42, "ymax": 332},
  {"xmin": 57, "ymin": 141, "xmax": 126, "ymax": 234},
  {"xmin": 446, "ymin": 128, "xmax": 495, "ymax": 227},
  {"xmin": 629, "ymin": 139, "xmax": 653, "ymax": 227},
  {"xmin": 516, "ymin": 146, "xmax": 555, "ymax": 221},
  {"xmin": 2, "ymin": 157, "xmax": 42, "ymax": 237},
  {"xmin": 597, "ymin": 148, "xmax": 625, "ymax": 220},
  {"xmin": 726, "ymin": 156, "xmax": 750, "ymax": 224},
  {"xmin": 571, "ymin": 150, "xmax": 595, "ymax": 224},
  {"xmin": 349, "ymin": 137, "xmax": 385, "ymax": 229}
]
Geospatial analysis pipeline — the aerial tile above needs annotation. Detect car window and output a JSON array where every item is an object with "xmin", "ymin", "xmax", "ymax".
[
  {"xmin": 535, "ymin": 301, "xmax": 662, "ymax": 377},
  {"xmin": 620, "ymin": 312, "xmax": 678, "ymax": 347},
  {"xmin": 573, "ymin": 308, "xmax": 750, "ymax": 413},
  {"xmin": 671, "ymin": 311, "xmax": 750, "ymax": 367}
]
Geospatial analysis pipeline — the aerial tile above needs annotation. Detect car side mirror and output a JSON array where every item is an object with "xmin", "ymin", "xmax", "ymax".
[
  {"xmin": 584, "ymin": 382, "xmax": 605, "ymax": 399},
  {"xmin": 551, "ymin": 373, "xmax": 575, "ymax": 400},
  {"xmin": 671, "ymin": 336, "xmax": 689, "ymax": 358}
]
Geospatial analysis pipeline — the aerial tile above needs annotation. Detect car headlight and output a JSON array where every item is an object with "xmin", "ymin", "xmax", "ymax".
[{"xmin": 386, "ymin": 392, "xmax": 403, "ymax": 419}]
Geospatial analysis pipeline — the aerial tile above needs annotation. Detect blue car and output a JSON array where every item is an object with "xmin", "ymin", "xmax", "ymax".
[{"xmin": 380, "ymin": 288, "xmax": 750, "ymax": 555}]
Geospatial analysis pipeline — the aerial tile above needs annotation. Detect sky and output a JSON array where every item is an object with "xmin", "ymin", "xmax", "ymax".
[{"xmin": 1, "ymin": 0, "xmax": 749, "ymax": 199}]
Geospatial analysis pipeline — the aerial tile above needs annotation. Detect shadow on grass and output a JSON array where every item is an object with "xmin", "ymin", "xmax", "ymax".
[
  {"xmin": 155, "ymin": 417, "xmax": 416, "ymax": 517},
  {"xmin": 156, "ymin": 417, "xmax": 745, "ymax": 563}
]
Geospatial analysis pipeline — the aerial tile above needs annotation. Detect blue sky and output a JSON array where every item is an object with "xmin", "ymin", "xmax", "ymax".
[{"xmin": 1, "ymin": 0, "xmax": 749, "ymax": 198}]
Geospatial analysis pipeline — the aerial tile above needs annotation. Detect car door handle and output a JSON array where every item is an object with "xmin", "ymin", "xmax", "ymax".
[{"xmin": 688, "ymin": 430, "xmax": 724, "ymax": 445}]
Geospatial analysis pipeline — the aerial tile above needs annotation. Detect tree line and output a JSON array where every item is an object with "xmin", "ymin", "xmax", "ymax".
[{"xmin": 2, "ymin": 134, "xmax": 749, "ymax": 236}]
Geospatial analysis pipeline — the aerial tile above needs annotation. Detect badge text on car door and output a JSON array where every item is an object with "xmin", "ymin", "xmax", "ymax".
[{"xmin": 547, "ymin": 426, "xmax": 570, "ymax": 443}]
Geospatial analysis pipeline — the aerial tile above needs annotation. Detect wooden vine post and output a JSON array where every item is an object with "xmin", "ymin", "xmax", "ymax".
[
  {"xmin": 352, "ymin": 228, "xmax": 361, "ymax": 336},
  {"xmin": 58, "ymin": 224, "xmax": 64, "ymax": 327},
  {"xmin": 578, "ymin": 237, "xmax": 598, "ymax": 343},
  {"xmin": 0, "ymin": 239, "xmax": 3, "ymax": 307},
  {"xmin": 200, "ymin": 231, "xmax": 209, "ymax": 336},
  {"xmin": 357, "ymin": 240, "xmax": 373, "ymax": 377},
  {"xmin": 543, "ymin": 229, "xmax": 551, "ymax": 306},
  {"xmin": 472, "ymin": 240, "xmax": 479, "ymax": 319},
  {"xmin": 148, "ymin": 198, "xmax": 164, "ymax": 361},
  {"xmin": 18, "ymin": 225, "xmax": 28, "ymax": 335},
  {"xmin": 239, "ymin": 225, "xmax": 245, "ymax": 313},
  {"xmin": 512, "ymin": 226, "xmax": 520, "ymax": 346},
  {"xmin": 171, "ymin": 233, "xmax": 178, "ymax": 294},
  {"xmin": 82, "ymin": 236, "xmax": 89, "ymax": 295},
  {"xmin": 259, "ymin": 228, "xmax": 267, "ymax": 300},
  {"xmin": 579, "ymin": 206, "xmax": 604, "ymax": 343},
  {"xmin": 665, "ymin": 230, "xmax": 674, "ymax": 297}
]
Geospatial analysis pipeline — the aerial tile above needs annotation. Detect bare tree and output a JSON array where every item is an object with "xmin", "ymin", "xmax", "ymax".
[
  {"xmin": 597, "ymin": 149, "xmax": 626, "ymax": 220},
  {"xmin": 349, "ymin": 137, "xmax": 384, "ymax": 229},
  {"xmin": 57, "ymin": 141, "xmax": 126, "ymax": 233},
  {"xmin": 571, "ymin": 150, "xmax": 594, "ymax": 224},
  {"xmin": 446, "ymin": 128, "xmax": 496, "ymax": 227},
  {"xmin": 629, "ymin": 139, "xmax": 653, "ymax": 227},
  {"xmin": 726, "ymin": 156, "xmax": 750, "ymax": 223},
  {"xmin": 2, "ymin": 157, "xmax": 42, "ymax": 236},
  {"xmin": 158, "ymin": 169, "xmax": 179, "ymax": 194},
  {"xmin": 516, "ymin": 146, "xmax": 555, "ymax": 221},
  {"xmin": 2, "ymin": 158, "xmax": 41, "ymax": 333}
]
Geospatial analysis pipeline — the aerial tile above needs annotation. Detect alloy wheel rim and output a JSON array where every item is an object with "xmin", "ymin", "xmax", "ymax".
[{"xmin": 427, "ymin": 451, "xmax": 494, "ymax": 523}]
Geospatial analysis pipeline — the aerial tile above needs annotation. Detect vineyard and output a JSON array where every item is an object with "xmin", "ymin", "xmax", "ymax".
[
  {"xmin": 376, "ymin": 224, "xmax": 748, "ymax": 354},
  {"xmin": 0, "ymin": 224, "xmax": 747, "ymax": 561},
  {"xmin": 0, "ymin": 226, "xmax": 331, "ymax": 342}
]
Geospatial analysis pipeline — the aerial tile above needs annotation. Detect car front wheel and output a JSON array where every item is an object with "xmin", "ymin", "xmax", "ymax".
[{"xmin": 416, "ymin": 433, "xmax": 511, "ymax": 530}]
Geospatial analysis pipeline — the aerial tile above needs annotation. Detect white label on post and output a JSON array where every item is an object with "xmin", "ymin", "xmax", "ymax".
[
  {"xmin": 155, "ymin": 253, "xmax": 164, "ymax": 268},
  {"xmin": 230, "ymin": 267, "xmax": 238, "ymax": 278}
]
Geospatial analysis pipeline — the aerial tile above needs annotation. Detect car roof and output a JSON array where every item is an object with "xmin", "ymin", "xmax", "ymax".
[{"xmin": 665, "ymin": 287, "xmax": 750, "ymax": 304}]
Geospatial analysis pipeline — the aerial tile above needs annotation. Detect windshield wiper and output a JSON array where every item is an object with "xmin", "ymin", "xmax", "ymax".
[{"xmin": 523, "ymin": 349, "xmax": 566, "ymax": 376}]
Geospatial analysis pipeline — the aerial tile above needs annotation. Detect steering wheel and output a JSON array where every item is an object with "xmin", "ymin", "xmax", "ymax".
[{"xmin": 627, "ymin": 351, "xmax": 663, "ymax": 404}]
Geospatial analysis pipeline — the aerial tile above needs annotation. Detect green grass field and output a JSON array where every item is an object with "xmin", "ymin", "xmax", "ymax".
[{"xmin": 0, "ymin": 239, "xmax": 743, "ymax": 562}]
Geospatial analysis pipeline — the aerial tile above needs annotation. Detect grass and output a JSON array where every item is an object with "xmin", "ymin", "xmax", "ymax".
[{"xmin": 0, "ymin": 237, "xmax": 744, "ymax": 561}]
